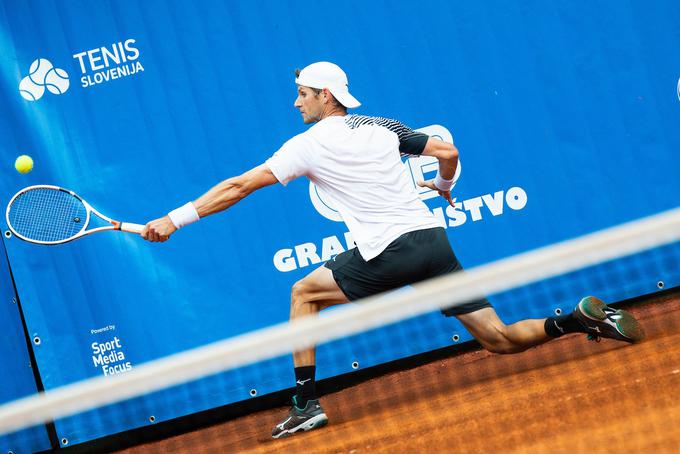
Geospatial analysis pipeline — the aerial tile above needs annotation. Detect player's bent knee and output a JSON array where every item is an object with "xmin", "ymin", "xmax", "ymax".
[
  {"xmin": 290, "ymin": 279, "xmax": 317, "ymax": 308},
  {"xmin": 291, "ymin": 280, "xmax": 305, "ymax": 300}
]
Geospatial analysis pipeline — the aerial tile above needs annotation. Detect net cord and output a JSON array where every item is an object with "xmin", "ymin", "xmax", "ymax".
[{"xmin": 0, "ymin": 207, "xmax": 678, "ymax": 434}]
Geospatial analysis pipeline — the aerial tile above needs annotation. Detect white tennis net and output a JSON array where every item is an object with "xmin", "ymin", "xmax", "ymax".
[{"xmin": 0, "ymin": 207, "xmax": 679, "ymax": 438}]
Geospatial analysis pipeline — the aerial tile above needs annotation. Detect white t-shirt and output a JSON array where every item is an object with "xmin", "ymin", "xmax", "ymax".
[{"xmin": 265, "ymin": 114, "xmax": 442, "ymax": 261}]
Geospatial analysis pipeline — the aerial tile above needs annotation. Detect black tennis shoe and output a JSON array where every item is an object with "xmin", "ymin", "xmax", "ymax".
[
  {"xmin": 574, "ymin": 296, "xmax": 645, "ymax": 343},
  {"xmin": 271, "ymin": 396, "xmax": 328, "ymax": 439}
]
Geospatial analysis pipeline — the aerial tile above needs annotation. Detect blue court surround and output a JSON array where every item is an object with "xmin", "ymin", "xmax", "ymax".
[
  {"xmin": 0, "ymin": 0, "xmax": 678, "ymax": 447},
  {"xmin": 0, "ymin": 239, "xmax": 52, "ymax": 452}
]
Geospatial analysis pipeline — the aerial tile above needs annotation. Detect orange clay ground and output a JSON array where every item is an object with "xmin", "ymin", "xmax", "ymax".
[{"xmin": 121, "ymin": 292, "xmax": 680, "ymax": 453}]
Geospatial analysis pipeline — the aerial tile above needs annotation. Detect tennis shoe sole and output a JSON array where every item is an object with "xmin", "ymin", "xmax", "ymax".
[
  {"xmin": 272, "ymin": 414, "xmax": 328, "ymax": 439},
  {"xmin": 272, "ymin": 397, "xmax": 328, "ymax": 439},
  {"xmin": 574, "ymin": 296, "xmax": 645, "ymax": 343}
]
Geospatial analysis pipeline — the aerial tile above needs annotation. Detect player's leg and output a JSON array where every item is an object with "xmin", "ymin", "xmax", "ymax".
[
  {"xmin": 433, "ymin": 227, "xmax": 644, "ymax": 348},
  {"xmin": 290, "ymin": 264, "xmax": 348, "ymax": 400},
  {"xmin": 272, "ymin": 264, "xmax": 348, "ymax": 439},
  {"xmin": 455, "ymin": 296, "xmax": 645, "ymax": 355},
  {"xmin": 455, "ymin": 307, "xmax": 554, "ymax": 354},
  {"xmin": 274, "ymin": 238, "xmax": 419, "ymax": 438}
]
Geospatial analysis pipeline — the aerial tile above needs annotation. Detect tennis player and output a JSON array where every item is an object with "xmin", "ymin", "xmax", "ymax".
[{"xmin": 141, "ymin": 61, "xmax": 645, "ymax": 439}]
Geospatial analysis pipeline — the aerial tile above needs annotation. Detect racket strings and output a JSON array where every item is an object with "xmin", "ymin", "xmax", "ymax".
[{"xmin": 8, "ymin": 188, "xmax": 88, "ymax": 243}]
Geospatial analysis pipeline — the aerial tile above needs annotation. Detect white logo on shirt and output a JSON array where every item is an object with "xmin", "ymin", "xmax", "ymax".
[{"xmin": 309, "ymin": 183, "xmax": 343, "ymax": 222}]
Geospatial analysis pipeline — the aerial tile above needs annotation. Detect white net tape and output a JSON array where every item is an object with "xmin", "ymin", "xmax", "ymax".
[{"xmin": 1, "ymin": 207, "xmax": 679, "ymax": 434}]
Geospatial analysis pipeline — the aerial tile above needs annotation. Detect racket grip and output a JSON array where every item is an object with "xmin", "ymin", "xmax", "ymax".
[{"xmin": 120, "ymin": 222, "xmax": 145, "ymax": 234}]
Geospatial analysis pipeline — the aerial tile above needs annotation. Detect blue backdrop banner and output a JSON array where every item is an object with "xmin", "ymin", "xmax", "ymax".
[
  {"xmin": 0, "ymin": 0, "xmax": 678, "ymax": 447},
  {"xmin": 0, "ymin": 238, "xmax": 52, "ymax": 452}
]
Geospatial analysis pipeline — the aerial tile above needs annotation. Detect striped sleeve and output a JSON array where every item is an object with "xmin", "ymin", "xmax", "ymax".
[{"xmin": 344, "ymin": 115, "xmax": 430, "ymax": 155}]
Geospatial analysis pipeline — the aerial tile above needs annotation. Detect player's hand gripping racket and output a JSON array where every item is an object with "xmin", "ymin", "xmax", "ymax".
[{"xmin": 6, "ymin": 185, "xmax": 143, "ymax": 245}]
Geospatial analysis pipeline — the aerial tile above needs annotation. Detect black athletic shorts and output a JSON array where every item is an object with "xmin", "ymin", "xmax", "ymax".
[{"xmin": 324, "ymin": 227, "xmax": 492, "ymax": 316}]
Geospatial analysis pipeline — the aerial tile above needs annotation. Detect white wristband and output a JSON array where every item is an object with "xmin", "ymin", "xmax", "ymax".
[
  {"xmin": 168, "ymin": 202, "xmax": 200, "ymax": 229},
  {"xmin": 434, "ymin": 173, "xmax": 454, "ymax": 191}
]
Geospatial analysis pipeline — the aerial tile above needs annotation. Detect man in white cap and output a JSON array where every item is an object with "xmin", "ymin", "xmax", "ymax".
[{"xmin": 141, "ymin": 62, "xmax": 644, "ymax": 439}]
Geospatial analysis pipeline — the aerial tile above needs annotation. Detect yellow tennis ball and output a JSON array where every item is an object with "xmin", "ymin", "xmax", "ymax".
[{"xmin": 15, "ymin": 155, "xmax": 34, "ymax": 174}]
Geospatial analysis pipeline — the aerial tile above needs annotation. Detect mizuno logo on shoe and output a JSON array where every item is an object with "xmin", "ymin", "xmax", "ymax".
[
  {"xmin": 587, "ymin": 325, "xmax": 602, "ymax": 333},
  {"xmin": 604, "ymin": 311, "xmax": 622, "ymax": 322},
  {"xmin": 277, "ymin": 417, "xmax": 292, "ymax": 430}
]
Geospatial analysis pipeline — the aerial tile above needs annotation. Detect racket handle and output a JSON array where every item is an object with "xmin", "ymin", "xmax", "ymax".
[{"xmin": 120, "ymin": 222, "xmax": 145, "ymax": 234}]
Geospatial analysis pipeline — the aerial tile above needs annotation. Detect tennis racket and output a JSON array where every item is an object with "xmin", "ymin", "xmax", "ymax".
[{"xmin": 6, "ymin": 185, "xmax": 144, "ymax": 245}]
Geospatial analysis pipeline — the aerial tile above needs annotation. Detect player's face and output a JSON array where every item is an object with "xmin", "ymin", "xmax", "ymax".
[{"xmin": 294, "ymin": 86, "xmax": 324, "ymax": 124}]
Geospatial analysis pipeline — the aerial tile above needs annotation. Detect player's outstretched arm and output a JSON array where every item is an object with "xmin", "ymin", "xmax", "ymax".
[
  {"xmin": 417, "ymin": 137, "xmax": 459, "ymax": 206},
  {"xmin": 141, "ymin": 164, "xmax": 278, "ymax": 243},
  {"xmin": 193, "ymin": 164, "xmax": 278, "ymax": 217}
]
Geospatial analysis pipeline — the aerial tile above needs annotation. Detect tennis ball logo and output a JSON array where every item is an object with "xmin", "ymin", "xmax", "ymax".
[
  {"xmin": 18, "ymin": 76, "xmax": 44, "ymax": 101},
  {"xmin": 19, "ymin": 58, "xmax": 70, "ymax": 101},
  {"xmin": 45, "ymin": 67, "xmax": 70, "ymax": 94},
  {"xmin": 28, "ymin": 58, "xmax": 53, "ymax": 85}
]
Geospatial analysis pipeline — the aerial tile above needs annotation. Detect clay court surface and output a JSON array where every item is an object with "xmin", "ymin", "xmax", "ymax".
[{"xmin": 122, "ymin": 292, "xmax": 680, "ymax": 454}]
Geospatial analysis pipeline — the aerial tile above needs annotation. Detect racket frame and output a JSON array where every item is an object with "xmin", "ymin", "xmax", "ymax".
[{"xmin": 5, "ymin": 184, "xmax": 143, "ymax": 245}]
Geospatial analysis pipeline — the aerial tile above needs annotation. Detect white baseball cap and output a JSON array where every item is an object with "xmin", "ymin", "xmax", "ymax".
[{"xmin": 295, "ymin": 62, "xmax": 361, "ymax": 108}]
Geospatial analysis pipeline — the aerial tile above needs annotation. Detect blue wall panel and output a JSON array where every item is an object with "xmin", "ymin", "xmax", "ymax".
[
  {"xmin": 0, "ymin": 240, "xmax": 52, "ymax": 452},
  {"xmin": 0, "ymin": 0, "xmax": 678, "ymax": 446}
]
